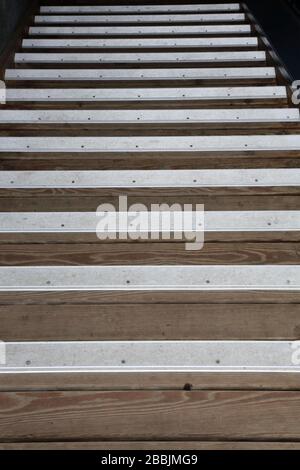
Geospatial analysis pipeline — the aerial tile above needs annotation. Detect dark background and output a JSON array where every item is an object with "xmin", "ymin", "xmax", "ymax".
[
  {"xmin": 0, "ymin": 0, "xmax": 299, "ymax": 80},
  {"xmin": 0, "ymin": 0, "xmax": 30, "ymax": 54},
  {"xmin": 246, "ymin": 0, "xmax": 300, "ymax": 80}
]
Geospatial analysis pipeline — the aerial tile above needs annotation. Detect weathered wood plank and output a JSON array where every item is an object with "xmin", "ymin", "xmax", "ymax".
[
  {"xmin": 1, "ymin": 390, "xmax": 300, "ymax": 441},
  {"xmin": 1, "ymin": 371, "xmax": 300, "ymax": 392},
  {"xmin": 0, "ymin": 290, "xmax": 299, "ymax": 305},
  {"xmin": 1, "ymin": 442, "xmax": 300, "ymax": 450},
  {"xmin": 0, "ymin": 302, "xmax": 299, "ymax": 341},
  {"xmin": 0, "ymin": 243, "xmax": 298, "ymax": 266},
  {"xmin": 4, "ymin": 156, "xmax": 300, "ymax": 172},
  {"xmin": 0, "ymin": 195, "xmax": 298, "ymax": 212}
]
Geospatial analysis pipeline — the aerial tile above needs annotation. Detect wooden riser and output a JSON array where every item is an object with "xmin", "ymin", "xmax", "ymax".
[{"xmin": 0, "ymin": 302, "xmax": 299, "ymax": 341}]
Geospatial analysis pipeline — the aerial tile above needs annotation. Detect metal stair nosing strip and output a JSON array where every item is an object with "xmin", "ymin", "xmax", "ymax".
[
  {"xmin": 0, "ymin": 109, "xmax": 297, "ymax": 124},
  {"xmin": 0, "ymin": 266, "xmax": 299, "ymax": 291},
  {"xmin": 14, "ymin": 51, "xmax": 266, "ymax": 64},
  {"xmin": 40, "ymin": 4, "xmax": 242, "ymax": 14},
  {"xmin": 34, "ymin": 13, "xmax": 246, "ymax": 24},
  {"xmin": 22, "ymin": 37, "xmax": 259, "ymax": 49},
  {"xmin": 3, "ymin": 86, "xmax": 287, "ymax": 102},
  {"xmin": 5, "ymin": 67, "xmax": 275, "ymax": 81},
  {"xmin": 0, "ymin": 341, "xmax": 299, "ymax": 374},
  {"xmin": 0, "ymin": 169, "xmax": 298, "ymax": 188},
  {"xmin": 29, "ymin": 25, "xmax": 252, "ymax": 35},
  {"xmin": 1, "ymin": 135, "xmax": 300, "ymax": 152},
  {"xmin": 0, "ymin": 211, "xmax": 299, "ymax": 233}
]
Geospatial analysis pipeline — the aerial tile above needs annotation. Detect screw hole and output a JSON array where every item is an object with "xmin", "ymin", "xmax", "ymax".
[{"xmin": 183, "ymin": 383, "xmax": 193, "ymax": 391}]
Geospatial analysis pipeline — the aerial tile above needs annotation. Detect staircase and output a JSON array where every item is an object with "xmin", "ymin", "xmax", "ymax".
[{"xmin": 0, "ymin": 1, "xmax": 300, "ymax": 449}]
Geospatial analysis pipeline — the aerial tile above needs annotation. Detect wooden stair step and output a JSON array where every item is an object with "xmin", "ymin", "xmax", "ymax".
[
  {"xmin": 15, "ymin": 51, "xmax": 266, "ymax": 64},
  {"xmin": 29, "ymin": 24, "xmax": 252, "ymax": 35},
  {"xmin": 34, "ymin": 13, "xmax": 246, "ymax": 24},
  {"xmin": 22, "ymin": 37, "xmax": 258, "ymax": 49},
  {"xmin": 40, "ymin": 4, "xmax": 242, "ymax": 14},
  {"xmin": 3, "ymin": 86, "xmax": 286, "ymax": 103},
  {"xmin": 6, "ymin": 66, "xmax": 275, "ymax": 82}
]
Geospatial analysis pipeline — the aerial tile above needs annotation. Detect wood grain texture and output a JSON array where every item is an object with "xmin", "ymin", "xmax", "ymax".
[
  {"xmin": 1, "ymin": 390, "xmax": 300, "ymax": 441},
  {"xmin": 0, "ymin": 290, "xmax": 300, "ymax": 305},
  {"xmin": 0, "ymin": 195, "xmax": 299, "ymax": 211},
  {"xmin": 1, "ymin": 441, "xmax": 300, "ymax": 450},
  {"xmin": 0, "ymin": 303, "xmax": 299, "ymax": 341},
  {"xmin": 1, "ymin": 372, "xmax": 300, "ymax": 392},
  {"xmin": 1, "ymin": 156, "xmax": 299, "ymax": 171},
  {"xmin": 1, "ymin": 98, "xmax": 289, "ymax": 110},
  {"xmin": 1, "ymin": 186, "xmax": 300, "ymax": 198},
  {"xmin": 0, "ymin": 243, "xmax": 298, "ymax": 266},
  {"xmin": 1, "ymin": 122, "xmax": 299, "ymax": 134},
  {"xmin": 1, "ymin": 232, "xmax": 300, "ymax": 244}
]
